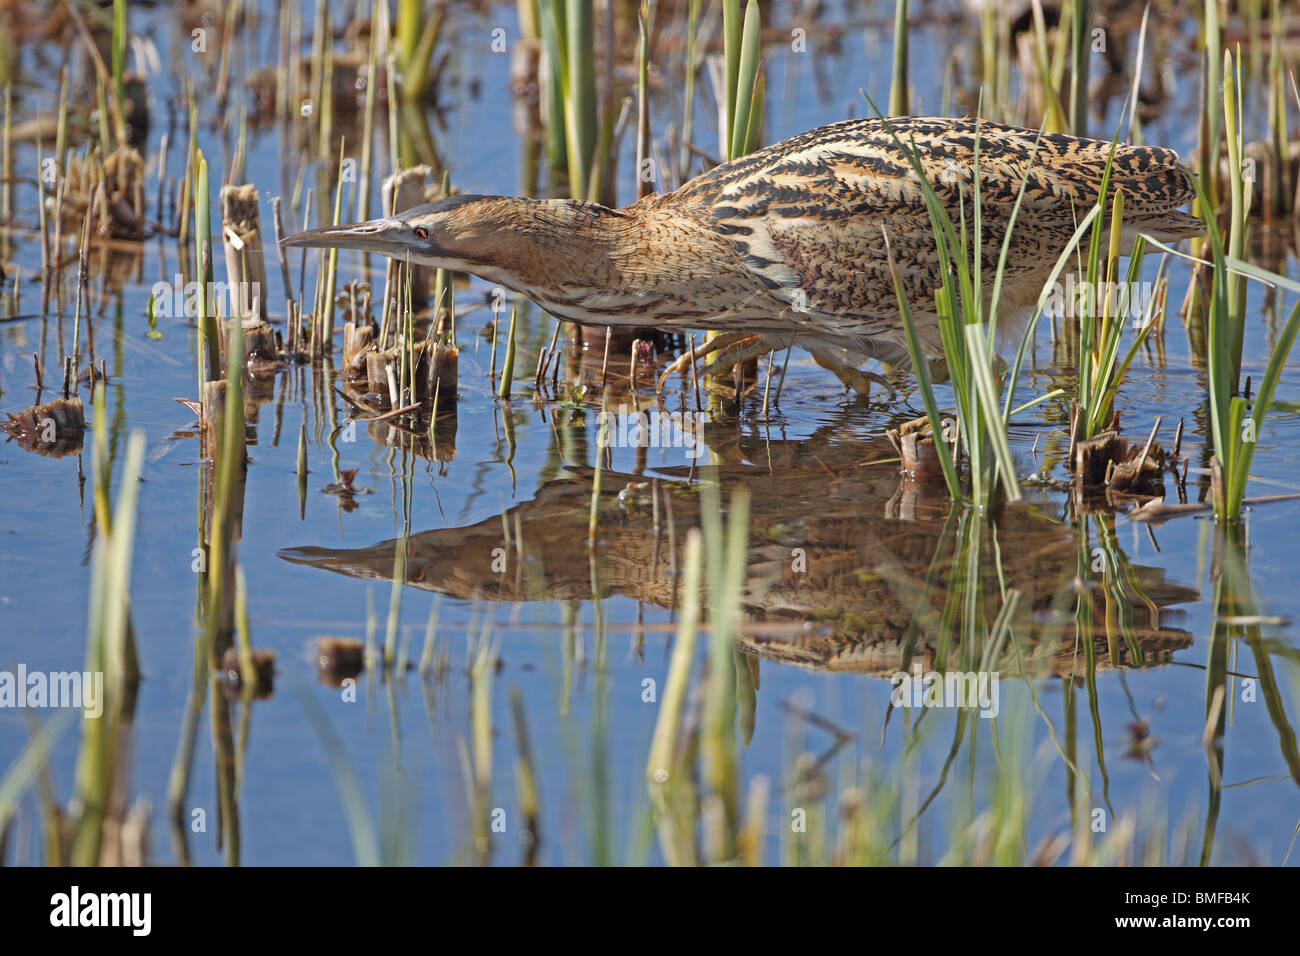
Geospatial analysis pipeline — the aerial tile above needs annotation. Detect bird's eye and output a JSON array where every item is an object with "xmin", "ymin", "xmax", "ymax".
[{"xmin": 413, "ymin": 226, "xmax": 429, "ymax": 240}]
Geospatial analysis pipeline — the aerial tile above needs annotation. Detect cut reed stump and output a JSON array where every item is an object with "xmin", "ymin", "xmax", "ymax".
[
  {"xmin": 363, "ymin": 338, "xmax": 459, "ymax": 409},
  {"xmin": 1068, "ymin": 407, "xmax": 1171, "ymax": 497},
  {"xmin": 3, "ymin": 395, "xmax": 85, "ymax": 457},
  {"xmin": 343, "ymin": 320, "xmax": 376, "ymax": 378},
  {"xmin": 219, "ymin": 647, "xmax": 276, "ymax": 700},
  {"xmin": 58, "ymin": 145, "xmax": 148, "ymax": 239},
  {"xmin": 315, "ymin": 637, "xmax": 366, "ymax": 686},
  {"xmin": 218, "ymin": 317, "xmax": 277, "ymax": 365},
  {"xmin": 219, "ymin": 184, "xmax": 269, "ymax": 321},
  {"xmin": 200, "ymin": 380, "xmax": 228, "ymax": 461},
  {"xmin": 219, "ymin": 184, "xmax": 277, "ymax": 369},
  {"xmin": 1073, "ymin": 431, "xmax": 1125, "ymax": 487},
  {"xmin": 206, "ymin": 335, "xmax": 273, "ymax": 429},
  {"xmin": 424, "ymin": 340, "xmax": 459, "ymax": 403},
  {"xmin": 887, "ymin": 414, "xmax": 951, "ymax": 482}
]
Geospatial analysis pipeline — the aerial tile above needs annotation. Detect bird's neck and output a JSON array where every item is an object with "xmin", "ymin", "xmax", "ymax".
[{"xmin": 427, "ymin": 196, "xmax": 630, "ymax": 302}]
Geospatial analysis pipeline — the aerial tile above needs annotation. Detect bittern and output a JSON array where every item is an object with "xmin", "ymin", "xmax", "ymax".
[{"xmin": 283, "ymin": 117, "xmax": 1199, "ymax": 390}]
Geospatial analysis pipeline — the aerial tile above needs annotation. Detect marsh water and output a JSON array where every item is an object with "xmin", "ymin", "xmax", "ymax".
[{"xmin": 2, "ymin": 2, "xmax": 1299, "ymax": 865}]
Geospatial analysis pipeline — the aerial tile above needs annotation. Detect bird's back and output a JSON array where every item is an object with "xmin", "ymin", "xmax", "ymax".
[
  {"xmin": 645, "ymin": 117, "xmax": 1197, "ymax": 364},
  {"xmin": 668, "ymin": 116, "xmax": 1195, "ymax": 226}
]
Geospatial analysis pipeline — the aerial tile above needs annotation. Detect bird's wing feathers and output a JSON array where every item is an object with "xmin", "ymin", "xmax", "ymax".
[
  {"xmin": 685, "ymin": 116, "xmax": 1194, "ymax": 229},
  {"xmin": 670, "ymin": 117, "xmax": 1195, "ymax": 326}
]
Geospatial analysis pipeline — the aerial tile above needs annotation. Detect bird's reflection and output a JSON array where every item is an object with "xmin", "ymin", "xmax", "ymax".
[{"xmin": 280, "ymin": 423, "xmax": 1196, "ymax": 679}]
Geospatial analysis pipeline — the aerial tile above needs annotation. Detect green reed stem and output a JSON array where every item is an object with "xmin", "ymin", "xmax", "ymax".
[
  {"xmin": 194, "ymin": 151, "xmax": 219, "ymax": 382},
  {"xmin": 889, "ymin": 0, "xmax": 908, "ymax": 116},
  {"xmin": 498, "ymin": 302, "xmax": 518, "ymax": 400},
  {"xmin": 1068, "ymin": 0, "xmax": 1092, "ymax": 136}
]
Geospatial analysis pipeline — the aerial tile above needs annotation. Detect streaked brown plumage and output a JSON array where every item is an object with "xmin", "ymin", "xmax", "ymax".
[{"xmin": 284, "ymin": 117, "xmax": 1200, "ymax": 378}]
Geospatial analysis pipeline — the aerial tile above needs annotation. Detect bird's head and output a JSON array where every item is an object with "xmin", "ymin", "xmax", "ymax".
[{"xmin": 280, "ymin": 194, "xmax": 500, "ymax": 270}]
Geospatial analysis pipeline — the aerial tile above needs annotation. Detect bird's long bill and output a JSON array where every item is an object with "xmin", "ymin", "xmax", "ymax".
[{"xmin": 280, "ymin": 217, "xmax": 408, "ymax": 257}]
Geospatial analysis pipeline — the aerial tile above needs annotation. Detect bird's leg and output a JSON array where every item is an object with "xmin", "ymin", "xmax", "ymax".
[
  {"xmin": 658, "ymin": 335, "xmax": 897, "ymax": 400},
  {"xmin": 655, "ymin": 331, "xmax": 761, "ymax": 393},
  {"xmin": 810, "ymin": 351, "xmax": 894, "ymax": 399}
]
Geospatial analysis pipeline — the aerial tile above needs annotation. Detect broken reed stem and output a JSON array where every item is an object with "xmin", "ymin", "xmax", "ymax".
[
  {"xmin": 689, "ymin": 334, "xmax": 702, "ymax": 413},
  {"xmin": 178, "ymin": 78, "xmax": 196, "ymax": 248},
  {"xmin": 321, "ymin": 138, "xmax": 347, "ymax": 353},
  {"xmin": 34, "ymin": 121, "xmax": 49, "ymax": 304},
  {"xmin": 601, "ymin": 325, "xmax": 612, "ymax": 388},
  {"xmin": 629, "ymin": 338, "xmax": 642, "ymax": 390},
  {"xmin": 534, "ymin": 318, "xmax": 563, "ymax": 390},
  {"xmin": 761, "ymin": 349, "xmax": 774, "ymax": 417},
  {"xmin": 71, "ymin": 199, "xmax": 93, "ymax": 374},
  {"xmin": 51, "ymin": 156, "xmax": 64, "ymax": 292},
  {"xmin": 155, "ymin": 131, "xmax": 169, "ymax": 228},
  {"xmin": 270, "ymin": 195, "xmax": 294, "ymax": 309},
  {"xmin": 534, "ymin": 347, "xmax": 549, "ymax": 388}
]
